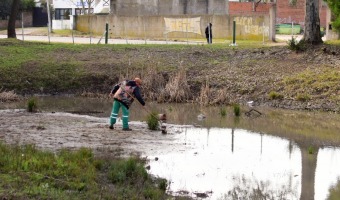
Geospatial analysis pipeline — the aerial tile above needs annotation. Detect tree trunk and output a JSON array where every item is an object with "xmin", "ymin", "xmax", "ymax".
[
  {"xmin": 7, "ymin": 0, "xmax": 20, "ymax": 38},
  {"xmin": 303, "ymin": 0, "xmax": 323, "ymax": 44}
]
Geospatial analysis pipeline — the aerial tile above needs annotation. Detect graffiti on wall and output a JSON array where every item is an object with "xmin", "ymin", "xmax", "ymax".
[
  {"xmin": 234, "ymin": 16, "xmax": 269, "ymax": 36},
  {"xmin": 164, "ymin": 17, "xmax": 201, "ymax": 35}
]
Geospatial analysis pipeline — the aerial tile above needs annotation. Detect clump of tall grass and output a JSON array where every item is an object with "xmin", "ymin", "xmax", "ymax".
[
  {"xmin": 146, "ymin": 111, "xmax": 160, "ymax": 130},
  {"xmin": 308, "ymin": 146, "xmax": 315, "ymax": 154},
  {"xmin": 162, "ymin": 64, "xmax": 191, "ymax": 102},
  {"xmin": 0, "ymin": 90, "xmax": 20, "ymax": 102},
  {"xmin": 27, "ymin": 97, "xmax": 37, "ymax": 112},
  {"xmin": 296, "ymin": 93, "xmax": 311, "ymax": 101},
  {"xmin": 109, "ymin": 157, "xmax": 148, "ymax": 184},
  {"xmin": 198, "ymin": 79, "xmax": 210, "ymax": 105},
  {"xmin": 142, "ymin": 66, "xmax": 166, "ymax": 101},
  {"xmin": 233, "ymin": 104, "xmax": 241, "ymax": 117},
  {"xmin": 268, "ymin": 91, "xmax": 284, "ymax": 100},
  {"xmin": 287, "ymin": 37, "xmax": 306, "ymax": 52},
  {"xmin": 220, "ymin": 107, "xmax": 227, "ymax": 117}
]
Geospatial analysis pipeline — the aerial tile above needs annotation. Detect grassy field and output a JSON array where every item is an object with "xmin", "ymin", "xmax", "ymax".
[{"xmin": 0, "ymin": 143, "xmax": 176, "ymax": 200}]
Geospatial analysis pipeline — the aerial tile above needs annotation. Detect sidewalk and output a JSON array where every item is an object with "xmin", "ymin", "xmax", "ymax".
[{"xmin": 0, "ymin": 27, "xmax": 306, "ymax": 45}]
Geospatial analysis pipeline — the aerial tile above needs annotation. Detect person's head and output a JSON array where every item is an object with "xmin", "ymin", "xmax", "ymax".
[
  {"xmin": 209, "ymin": 23, "xmax": 212, "ymax": 27},
  {"xmin": 134, "ymin": 77, "xmax": 142, "ymax": 86}
]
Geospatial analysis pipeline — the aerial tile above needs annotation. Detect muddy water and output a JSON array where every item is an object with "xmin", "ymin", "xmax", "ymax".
[{"xmin": 1, "ymin": 96, "xmax": 340, "ymax": 200}]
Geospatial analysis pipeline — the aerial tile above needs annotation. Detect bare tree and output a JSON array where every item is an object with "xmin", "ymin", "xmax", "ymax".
[
  {"xmin": 303, "ymin": 0, "xmax": 323, "ymax": 44},
  {"xmin": 7, "ymin": 0, "xmax": 20, "ymax": 38},
  {"xmin": 79, "ymin": 0, "xmax": 94, "ymax": 14}
]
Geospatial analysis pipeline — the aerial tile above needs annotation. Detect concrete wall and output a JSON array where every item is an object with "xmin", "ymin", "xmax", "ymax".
[
  {"xmin": 0, "ymin": 12, "xmax": 33, "ymax": 29},
  {"xmin": 76, "ymin": 14, "xmax": 271, "ymax": 41},
  {"xmin": 110, "ymin": 0, "xmax": 228, "ymax": 16}
]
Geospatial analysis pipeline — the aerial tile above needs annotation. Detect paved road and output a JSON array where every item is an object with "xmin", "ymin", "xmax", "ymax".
[
  {"xmin": 1, "ymin": 33, "xmax": 311, "ymax": 45},
  {"xmin": 0, "ymin": 34, "xmax": 204, "ymax": 45}
]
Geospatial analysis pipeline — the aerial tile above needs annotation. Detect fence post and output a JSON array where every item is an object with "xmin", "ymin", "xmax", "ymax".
[
  {"xmin": 105, "ymin": 23, "xmax": 108, "ymax": 44},
  {"xmin": 230, "ymin": 20, "xmax": 237, "ymax": 46},
  {"xmin": 21, "ymin": 12, "xmax": 24, "ymax": 41}
]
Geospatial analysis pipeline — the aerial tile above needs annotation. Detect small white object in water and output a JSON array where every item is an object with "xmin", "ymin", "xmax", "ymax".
[
  {"xmin": 197, "ymin": 114, "xmax": 206, "ymax": 120},
  {"xmin": 247, "ymin": 101, "xmax": 254, "ymax": 107}
]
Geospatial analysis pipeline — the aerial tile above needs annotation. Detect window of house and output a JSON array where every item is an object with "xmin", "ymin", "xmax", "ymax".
[
  {"xmin": 75, "ymin": 8, "xmax": 94, "ymax": 15},
  {"xmin": 55, "ymin": 9, "xmax": 72, "ymax": 20}
]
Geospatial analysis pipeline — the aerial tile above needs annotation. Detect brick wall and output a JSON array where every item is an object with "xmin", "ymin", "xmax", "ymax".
[
  {"xmin": 276, "ymin": 0, "xmax": 327, "ymax": 28},
  {"xmin": 230, "ymin": 1, "xmax": 327, "ymax": 30},
  {"xmin": 229, "ymin": 2, "xmax": 272, "ymax": 15}
]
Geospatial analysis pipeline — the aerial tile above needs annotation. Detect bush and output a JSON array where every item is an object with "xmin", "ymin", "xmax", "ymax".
[
  {"xmin": 268, "ymin": 91, "xmax": 284, "ymax": 100},
  {"xmin": 296, "ymin": 93, "xmax": 311, "ymax": 101},
  {"xmin": 287, "ymin": 37, "xmax": 306, "ymax": 52},
  {"xmin": 233, "ymin": 104, "xmax": 240, "ymax": 117},
  {"xmin": 146, "ymin": 112, "xmax": 159, "ymax": 130},
  {"xmin": 220, "ymin": 107, "xmax": 227, "ymax": 117},
  {"xmin": 27, "ymin": 97, "xmax": 37, "ymax": 112}
]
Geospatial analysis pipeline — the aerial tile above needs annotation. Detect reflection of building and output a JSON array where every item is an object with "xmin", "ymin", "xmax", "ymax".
[{"xmin": 52, "ymin": 0, "xmax": 110, "ymax": 29}]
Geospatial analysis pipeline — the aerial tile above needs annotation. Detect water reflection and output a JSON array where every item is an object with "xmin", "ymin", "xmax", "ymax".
[
  {"xmin": 315, "ymin": 148, "xmax": 340, "ymax": 200},
  {"xmin": 1, "ymin": 96, "xmax": 340, "ymax": 199},
  {"xmin": 149, "ymin": 128, "xmax": 302, "ymax": 199}
]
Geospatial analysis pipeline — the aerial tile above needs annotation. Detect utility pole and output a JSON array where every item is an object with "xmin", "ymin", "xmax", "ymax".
[{"xmin": 46, "ymin": 0, "xmax": 52, "ymax": 34}]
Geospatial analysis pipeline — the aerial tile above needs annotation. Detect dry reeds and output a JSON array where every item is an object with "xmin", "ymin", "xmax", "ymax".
[
  {"xmin": 198, "ymin": 79, "xmax": 230, "ymax": 105},
  {"xmin": 198, "ymin": 79, "xmax": 210, "ymax": 106},
  {"xmin": 161, "ymin": 64, "xmax": 191, "ymax": 103},
  {"xmin": 0, "ymin": 90, "xmax": 21, "ymax": 102},
  {"xmin": 142, "ymin": 67, "xmax": 166, "ymax": 101}
]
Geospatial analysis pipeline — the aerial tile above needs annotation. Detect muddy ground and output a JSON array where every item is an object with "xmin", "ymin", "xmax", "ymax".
[
  {"xmin": 0, "ymin": 109, "xmax": 192, "ymax": 157},
  {"xmin": 1, "ymin": 36, "xmax": 340, "ymax": 154}
]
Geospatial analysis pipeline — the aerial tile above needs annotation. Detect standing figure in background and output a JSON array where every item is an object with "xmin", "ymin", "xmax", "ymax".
[{"xmin": 205, "ymin": 23, "xmax": 212, "ymax": 44}]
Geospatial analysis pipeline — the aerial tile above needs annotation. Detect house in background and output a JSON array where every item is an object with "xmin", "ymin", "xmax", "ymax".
[{"xmin": 52, "ymin": 0, "xmax": 110, "ymax": 29}]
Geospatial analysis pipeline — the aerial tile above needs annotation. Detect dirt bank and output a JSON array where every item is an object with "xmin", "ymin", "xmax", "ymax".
[{"xmin": 0, "ymin": 40, "xmax": 339, "ymax": 113}]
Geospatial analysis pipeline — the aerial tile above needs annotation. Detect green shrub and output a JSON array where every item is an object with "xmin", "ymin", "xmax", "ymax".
[
  {"xmin": 220, "ymin": 107, "xmax": 227, "ymax": 117},
  {"xmin": 233, "ymin": 104, "xmax": 240, "ymax": 117},
  {"xmin": 147, "ymin": 112, "xmax": 159, "ymax": 130},
  {"xmin": 296, "ymin": 93, "xmax": 311, "ymax": 101},
  {"xmin": 268, "ymin": 91, "xmax": 284, "ymax": 100},
  {"xmin": 109, "ymin": 157, "xmax": 148, "ymax": 185},
  {"xmin": 27, "ymin": 97, "xmax": 37, "ymax": 112},
  {"xmin": 158, "ymin": 178, "xmax": 168, "ymax": 191},
  {"xmin": 287, "ymin": 37, "xmax": 306, "ymax": 52}
]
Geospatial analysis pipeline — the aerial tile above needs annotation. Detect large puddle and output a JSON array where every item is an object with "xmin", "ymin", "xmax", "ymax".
[{"xmin": 1, "ymin": 96, "xmax": 340, "ymax": 199}]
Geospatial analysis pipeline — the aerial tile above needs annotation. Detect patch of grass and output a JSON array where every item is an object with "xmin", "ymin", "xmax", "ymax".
[
  {"xmin": 220, "ymin": 107, "xmax": 227, "ymax": 117},
  {"xmin": 146, "ymin": 111, "xmax": 160, "ymax": 130},
  {"xmin": 283, "ymin": 67, "xmax": 340, "ymax": 101},
  {"xmin": 27, "ymin": 97, "xmax": 37, "ymax": 112},
  {"xmin": 296, "ymin": 93, "xmax": 311, "ymax": 101},
  {"xmin": 0, "ymin": 143, "xmax": 171, "ymax": 200},
  {"xmin": 287, "ymin": 37, "xmax": 306, "ymax": 52},
  {"xmin": 308, "ymin": 146, "xmax": 315, "ymax": 154},
  {"xmin": 233, "ymin": 104, "xmax": 241, "ymax": 117},
  {"xmin": 268, "ymin": 91, "xmax": 284, "ymax": 100},
  {"xmin": 109, "ymin": 157, "xmax": 148, "ymax": 184}
]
